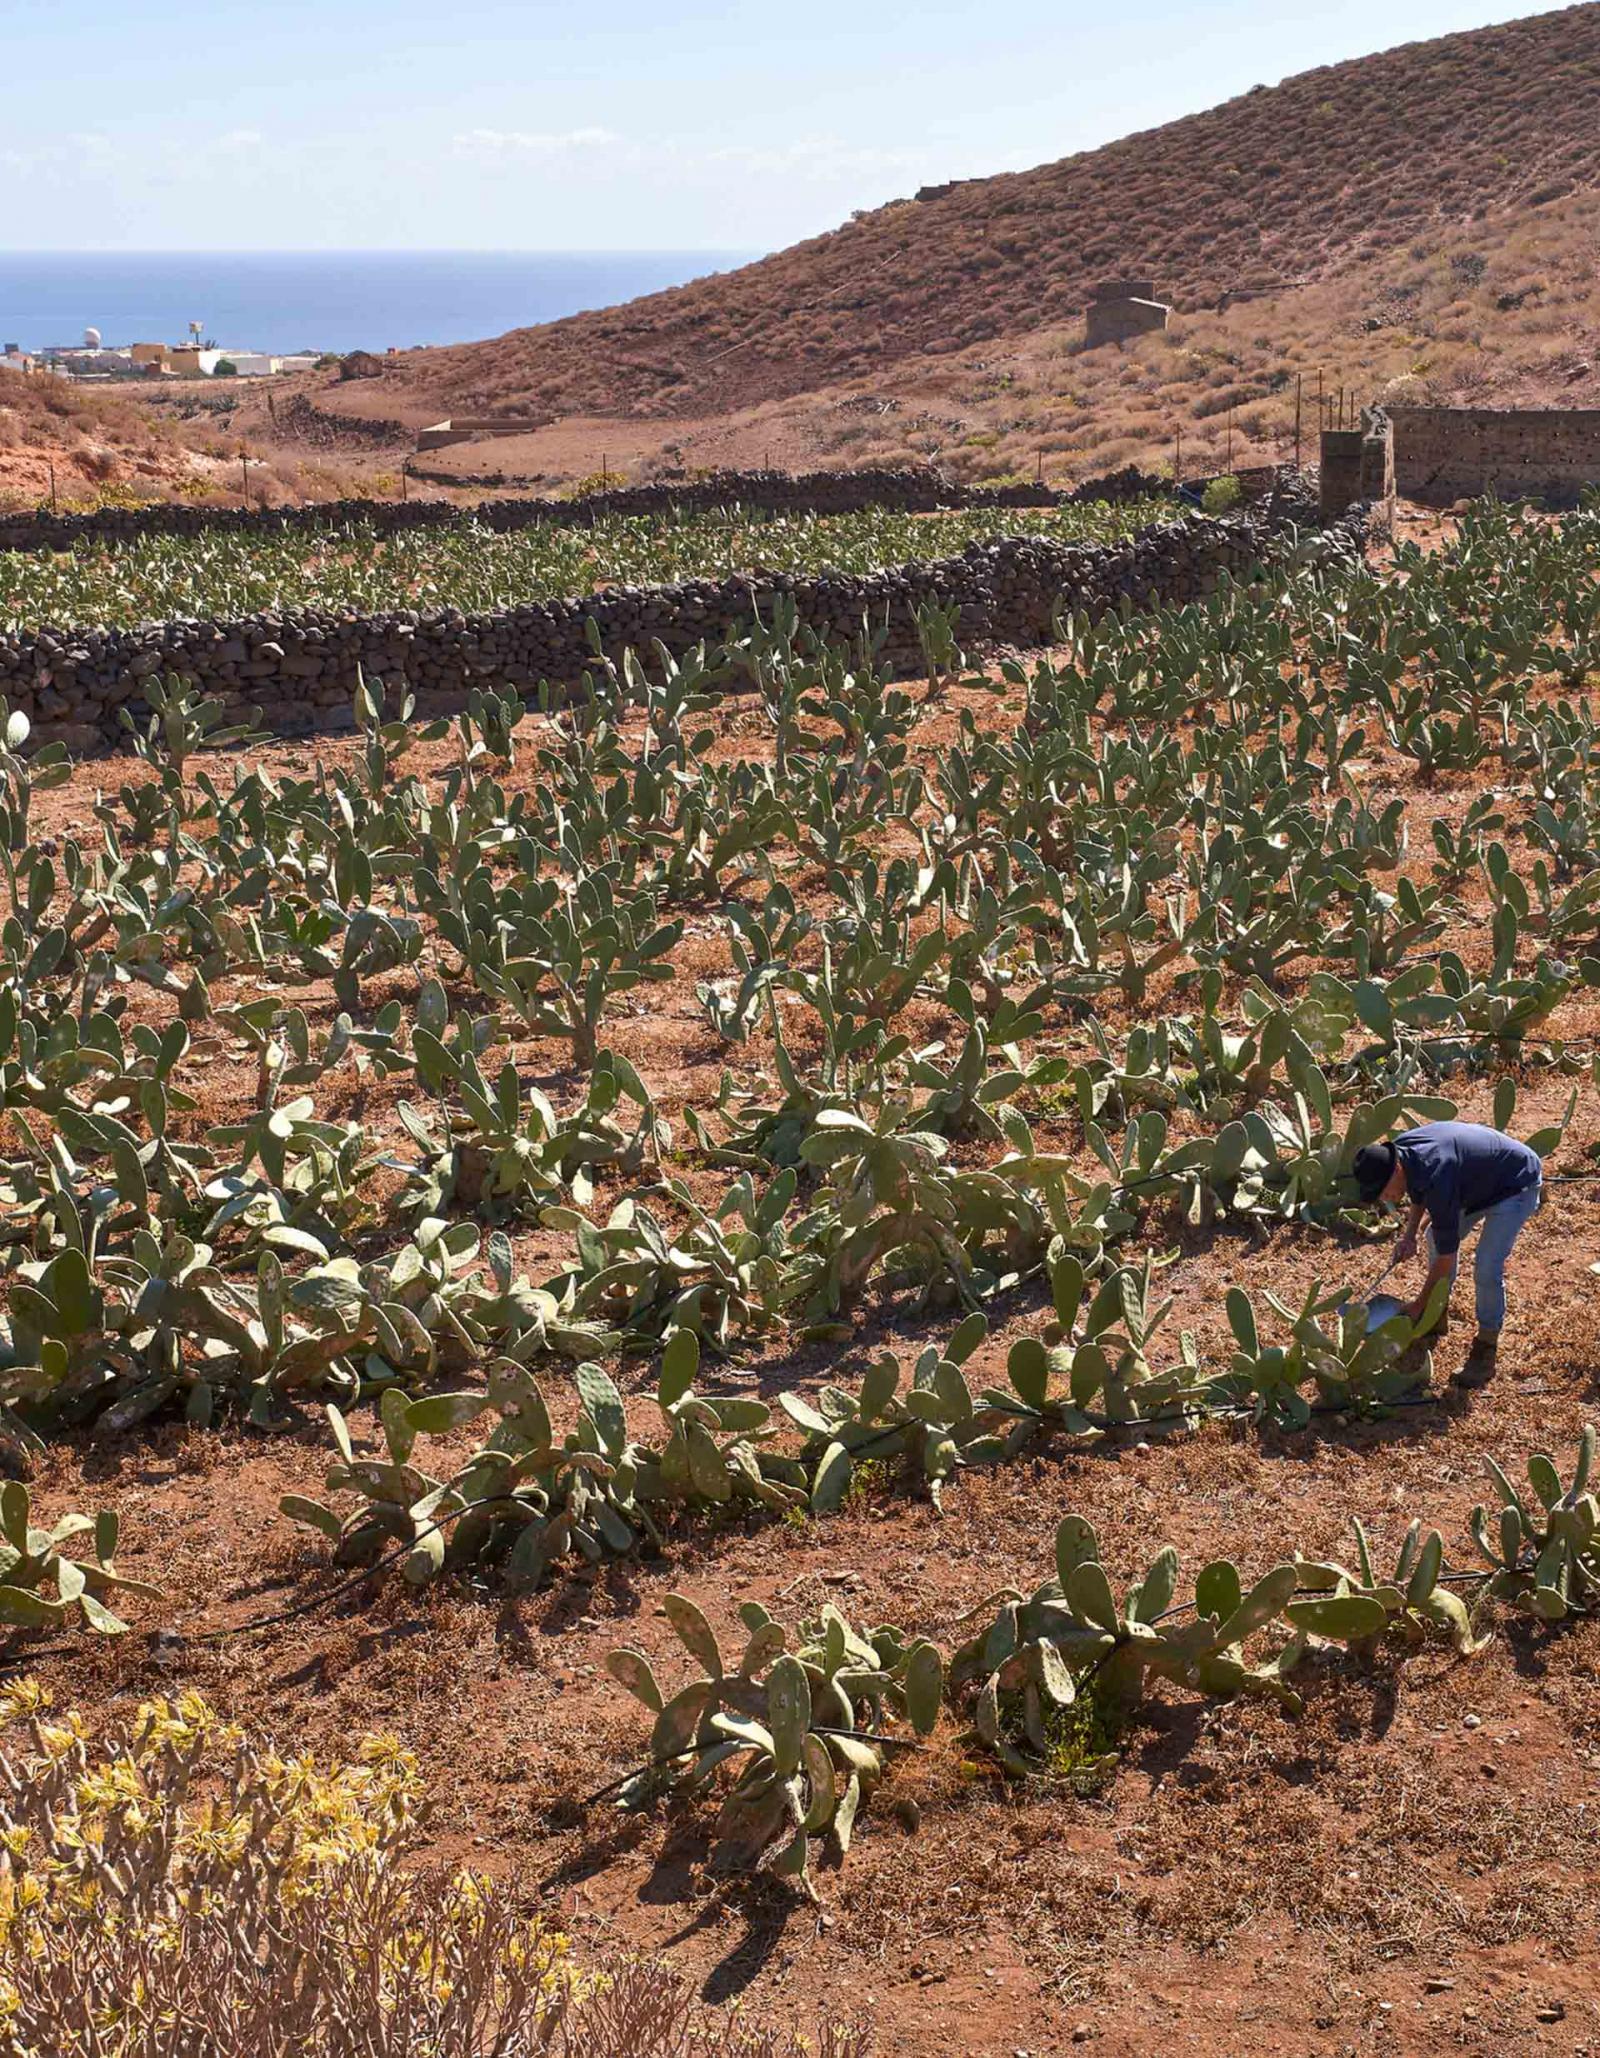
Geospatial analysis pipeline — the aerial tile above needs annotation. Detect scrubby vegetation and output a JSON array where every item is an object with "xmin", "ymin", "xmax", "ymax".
[{"xmin": 350, "ymin": 7, "xmax": 1600, "ymax": 429}]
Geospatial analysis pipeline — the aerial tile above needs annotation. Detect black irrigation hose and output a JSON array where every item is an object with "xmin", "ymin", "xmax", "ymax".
[
  {"xmin": 576, "ymin": 1725, "xmax": 925, "ymax": 1812},
  {"xmin": 8, "ymin": 1206, "xmax": 1589, "ymax": 1667},
  {"xmin": 1065, "ymin": 1558, "xmax": 1585, "ymax": 1701},
  {"xmin": 0, "ymin": 1380, "xmax": 1460, "ymax": 1671},
  {"xmin": 1111, "ymin": 1167, "xmax": 1600, "ymax": 1204},
  {"xmin": 1142, "ymin": 1566, "xmax": 1498, "ymax": 1630},
  {"xmin": 166, "ymin": 1490, "xmax": 529, "ymax": 1648}
]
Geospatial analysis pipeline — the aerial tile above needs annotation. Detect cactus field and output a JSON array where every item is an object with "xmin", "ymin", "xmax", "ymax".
[
  {"xmin": 2, "ymin": 496, "xmax": 1600, "ymax": 2054},
  {"xmin": 0, "ymin": 499, "xmax": 1164, "ymax": 634}
]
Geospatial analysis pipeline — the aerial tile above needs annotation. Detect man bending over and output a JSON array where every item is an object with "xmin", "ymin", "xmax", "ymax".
[{"xmin": 1352, "ymin": 1120, "xmax": 1542, "ymax": 1386}]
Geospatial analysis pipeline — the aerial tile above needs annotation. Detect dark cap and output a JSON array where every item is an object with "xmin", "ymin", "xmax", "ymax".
[{"xmin": 1351, "ymin": 1141, "xmax": 1398, "ymax": 1204}]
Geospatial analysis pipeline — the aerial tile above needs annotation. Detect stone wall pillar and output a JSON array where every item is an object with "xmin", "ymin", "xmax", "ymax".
[
  {"xmin": 1359, "ymin": 411, "xmax": 1396, "ymax": 531},
  {"xmin": 1320, "ymin": 410, "xmax": 1394, "ymax": 526},
  {"xmin": 1318, "ymin": 429, "xmax": 1364, "ymax": 522}
]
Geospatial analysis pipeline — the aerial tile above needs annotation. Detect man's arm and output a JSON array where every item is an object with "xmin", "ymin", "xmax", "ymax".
[
  {"xmin": 1407, "ymin": 1170, "xmax": 1461, "ymax": 1324},
  {"xmin": 1394, "ymin": 1202, "xmax": 1426, "ymax": 1263},
  {"xmin": 1407, "ymin": 1250, "xmax": 1454, "ymax": 1324}
]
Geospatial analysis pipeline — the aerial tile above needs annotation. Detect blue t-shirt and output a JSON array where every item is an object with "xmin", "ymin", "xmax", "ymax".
[{"xmin": 1394, "ymin": 1121, "xmax": 1542, "ymax": 1257}]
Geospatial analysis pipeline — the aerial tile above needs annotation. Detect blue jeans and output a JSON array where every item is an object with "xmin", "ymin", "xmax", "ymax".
[{"xmin": 1426, "ymin": 1182, "xmax": 1542, "ymax": 1331}]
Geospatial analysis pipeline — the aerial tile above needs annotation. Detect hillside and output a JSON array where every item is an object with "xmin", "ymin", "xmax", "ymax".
[
  {"xmin": 0, "ymin": 375, "xmax": 202, "ymax": 509},
  {"xmin": 0, "ymin": 374, "xmax": 372, "ymax": 515},
  {"xmin": 12, "ymin": 5, "xmax": 1600, "ymax": 513},
  {"xmin": 322, "ymin": 3, "xmax": 1600, "ymax": 432}
]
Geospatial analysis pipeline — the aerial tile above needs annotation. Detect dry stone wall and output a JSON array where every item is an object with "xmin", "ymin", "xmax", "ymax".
[
  {"xmin": 0, "ymin": 464, "xmax": 1186, "ymax": 559},
  {"xmin": 1389, "ymin": 408, "xmax": 1600, "ymax": 506},
  {"xmin": 0, "ymin": 484, "xmax": 1360, "ymax": 752},
  {"xmin": 0, "ymin": 467, "xmax": 1063, "ymax": 558}
]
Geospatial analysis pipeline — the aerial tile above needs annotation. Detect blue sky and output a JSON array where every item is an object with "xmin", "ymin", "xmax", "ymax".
[{"xmin": 2, "ymin": 0, "xmax": 1553, "ymax": 252}]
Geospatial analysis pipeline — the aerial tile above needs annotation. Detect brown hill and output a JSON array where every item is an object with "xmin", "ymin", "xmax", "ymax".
[
  {"xmin": 0, "ymin": 373, "xmax": 377, "ymax": 516},
  {"xmin": 0, "ymin": 375, "xmax": 207, "ymax": 511},
  {"xmin": 343, "ymin": 3, "xmax": 1600, "ymax": 429},
  {"xmin": 15, "ymin": 5, "xmax": 1600, "ymax": 514}
]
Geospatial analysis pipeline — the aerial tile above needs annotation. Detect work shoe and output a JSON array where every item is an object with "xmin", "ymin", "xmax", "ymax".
[{"xmin": 1453, "ymin": 1330, "xmax": 1500, "ymax": 1389}]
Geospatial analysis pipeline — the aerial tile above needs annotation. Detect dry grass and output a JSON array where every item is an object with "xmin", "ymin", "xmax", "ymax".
[
  {"xmin": 17, "ymin": 10, "xmax": 1600, "ymax": 506},
  {"xmin": 0, "ymin": 375, "xmax": 374, "ymax": 516}
]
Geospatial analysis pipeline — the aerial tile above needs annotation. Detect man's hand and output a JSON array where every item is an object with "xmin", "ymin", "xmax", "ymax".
[
  {"xmin": 1394, "ymin": 1203, "xmax": 1426, "ymax": 1268},
  {"xmin": 1408, "ymin": 1254, "xmax": 1455, "ymax": 1330}
]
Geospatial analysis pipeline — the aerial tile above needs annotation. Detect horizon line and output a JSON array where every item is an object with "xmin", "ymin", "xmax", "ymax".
[{"xmin": 0, "ymin": 246, "xmax": 763, "ymax": 259}]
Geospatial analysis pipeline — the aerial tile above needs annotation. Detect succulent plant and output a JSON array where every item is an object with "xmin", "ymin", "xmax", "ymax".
[
  {"xmin": 606, "ymin": 1592, "xmax": 941, "ymax": 1889},
  {"xmin": 1469, "ymin": 1427, "xmax": 1599, "ymax": 1622},
  {"xmin": 0, "ymin": 1482, "xmax": 159, "ymax": 1633}
]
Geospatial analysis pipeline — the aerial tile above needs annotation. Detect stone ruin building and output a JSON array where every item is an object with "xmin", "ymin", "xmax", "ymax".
[{"xmin": 1084, "ymin": 278, "xmax": 1172, "ymax": 348}]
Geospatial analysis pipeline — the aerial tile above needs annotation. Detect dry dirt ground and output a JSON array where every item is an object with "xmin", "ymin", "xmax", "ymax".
[{"xmin": 11, "ymin": 552, "xmax": 1600, "ymax": 2058}]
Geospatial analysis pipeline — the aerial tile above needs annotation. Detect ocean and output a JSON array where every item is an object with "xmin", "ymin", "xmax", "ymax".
[{"xmin": 0, "ymin": 249, "xmax": 758, "ymax": 357}]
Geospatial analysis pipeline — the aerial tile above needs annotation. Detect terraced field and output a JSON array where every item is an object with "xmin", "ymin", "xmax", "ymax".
[
  {"xmin": 0, "ymin": 498, "xmax": 1167, "ymax": 633},
  {"xmin": 1, "ymin": 496, "xmax": 1598, "ymax": 2056}
]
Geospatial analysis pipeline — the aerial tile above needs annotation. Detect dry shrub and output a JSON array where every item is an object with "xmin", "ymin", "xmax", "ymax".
[{"xmin": 0, "ymin": 1683, "xmax": 870, "ymax": 2058}]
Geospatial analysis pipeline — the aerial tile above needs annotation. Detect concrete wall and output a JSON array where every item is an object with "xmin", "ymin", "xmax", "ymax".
[
  {"xmin": 416, "ymin": 418, "xmax": 540, "ymax": 452},
  {"xmin": 2, "ymin": 487, "xmax": 1357, "ymax": 752},
  {"xmin": 1085, "ymin": 297, "xmax": 1171, "ymax": 349},
  {"xmin": 1320, "ymin": 413, "xmax": 1395, "ymax": 527},
  {"xmin": 1389, "ymin": 407, "xmax": 1600, "ymax": 506}
]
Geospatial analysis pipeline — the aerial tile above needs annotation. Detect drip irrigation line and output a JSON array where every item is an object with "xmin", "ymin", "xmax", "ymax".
[
  {"xmin": 0, "ymin": 1373, "xmax": 1461, "ymax": 1671},
  {"xmin": 1108, "ymin": 1165, "xmax": 1600, "ymax": 1207},
  {"xmin": 167, "ymin": 1490, "xmax": 527, "ymax": 1648},
  {"xmin": 0, "ymin": 1638, "xmax": 82, "ymax": 1683},
  {"xmin": 575, "ymin": 1724, "xmax": 925, "ymax": 1813},
  {"xmin": 1141, "ymin": 1566, "xmax": 1503, "ymax": 1630},
  {"xmin": 1067, "ymin": 1561, "xmax": 1546, "ymax": 1699}
]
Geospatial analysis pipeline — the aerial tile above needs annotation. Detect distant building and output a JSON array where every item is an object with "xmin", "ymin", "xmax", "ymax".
[
  {"xmin": 0, "ymin": 344, "xmax": 33, "ymax": 375},
  {"xmin": 160, "ymin": 346, "xmax": 229, "ymax": 376},
  {"xmin": 1084, "ymin": 279, "xmax": 1171, "ymax": 349},
  {"xmin": 276, "ymin": 354, "xmax": 319, "ymax": 374},
  {"xmin": 32, "ymin": 337, "xmax": 292, "ymax": 381},
  {"xmin": 44, "ymin": 345, "xmax": 135, "ymax": 376}
]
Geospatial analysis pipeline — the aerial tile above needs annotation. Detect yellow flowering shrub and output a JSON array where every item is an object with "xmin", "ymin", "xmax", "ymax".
[{"xmin": 0, "ymin": 1683, "xmax": 870, "ymax": 2058}]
